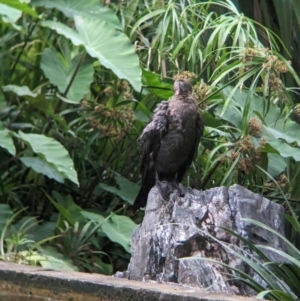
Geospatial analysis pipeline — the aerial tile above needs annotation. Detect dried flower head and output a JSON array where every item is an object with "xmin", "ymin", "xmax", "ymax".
[
  {"xmin": 173, "ymin": 71, "xmax": 197, "ymax": 82},
  {"xmin": 266, "ymin": 73, "xmax": 283, "ymax": 92},
  {"xmin": 235, "ymin": 136, "xmax": 266, "ymax": 174},
  {"xmin": 89, "ymin": 105, "xmax": 135, "ymax": 141},
  {"xmin": 248, "ymin": 118, "xmax": 262, "ymax": 137},
  {"xmin": 264, "ymin": 173, "xmax": 290, "ymax": 192},
  {"xmin": 274, "ymin": 60, "xmax": 289, "ymax": 74},
  {"xmin": 117, "ymin": 80, "xmax": 129, "ymax": 91},
  {"xmin": 81, "ymin": 100, "xmax": 91, "ymax": 109},
  {"xmin": 278, "ymin": 174, "xmax": 289, "ymax": 189},
  {"xmin": 103, "ymin": 86, "xmax": 113, "ymax": 96},
  {"xmin": 193, "ymin": 82, "xmax": 209, "ymax": 110},
  {"xmin": 242, "ymin": 46, "xmax": 268, "ymax": 63},
  {"xmin": 293, "ymin": 105, "xmax": 300, "ymax": 124}
]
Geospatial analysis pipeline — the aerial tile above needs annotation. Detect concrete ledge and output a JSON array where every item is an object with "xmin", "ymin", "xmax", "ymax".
[{"xmin": 0, "ymin": 262, "xmax": 257, "ymax": 301}]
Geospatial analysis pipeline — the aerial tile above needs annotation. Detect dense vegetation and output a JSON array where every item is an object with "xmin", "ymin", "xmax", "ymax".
[{"xmin": 1, "ymin": 0, "xmax": 300, "ymax": 299}]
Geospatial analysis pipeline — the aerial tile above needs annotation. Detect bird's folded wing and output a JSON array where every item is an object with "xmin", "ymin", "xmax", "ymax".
[
  {"xmin": 137, "ymin": 101, "xmax": 169, "ymax": 173},
  {"xmin": 177, "ymin": 113, "xmax": 204, "ymax": 182}
]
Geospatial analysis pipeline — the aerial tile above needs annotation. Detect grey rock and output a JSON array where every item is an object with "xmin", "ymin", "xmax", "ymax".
[{"xmin": 127, "ymin": 184, "xmax": 286, "ymax": 294}]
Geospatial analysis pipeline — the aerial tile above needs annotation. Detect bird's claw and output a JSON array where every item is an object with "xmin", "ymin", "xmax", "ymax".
[{"xmin": 156, "ymin": 180, "xmax": 186, "ymax": 201}]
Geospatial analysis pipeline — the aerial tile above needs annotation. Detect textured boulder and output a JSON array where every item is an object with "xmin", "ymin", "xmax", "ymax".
[{"xmin": 126, "ymin": 184, "xmax": 286, "ymax": 294}]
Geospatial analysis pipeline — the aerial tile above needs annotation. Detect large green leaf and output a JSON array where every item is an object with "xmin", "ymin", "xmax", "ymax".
[
  {"xmin": 40, "ymin": 48, "xmax": 94, "ymax": 102},
  {"xmin": 0, "ymin": 0, "xmax": 38, "ymax": 18},
  {"xmin": 267, "ymin": 139, "xmax": 300, "ymax": 162},
  {"xmin": 81, "ymin": 211, "xmax": 136, "ymax": 253},
  {"xmin": 215, "ymin": 88, "xmax": 300, "ymax": 166},
  {"xmin": 41, "ymin": 16, "xmax": 142, "ymax": 91},
  {"xmin": 215, "ymin": 104, "xmax": 242, "ymax": 129},
  {"xmin": 0, "ymin": 128, "xmax": 15, "ymax": 155},
  {"xmin": 98, "ymin": 175, "xmax": 140, "ymax": 205},
  {"xmin": 20, "ymin": 157, "xmax": 64, "ymax": 183},
  {"xmin": 32, "ymin": 0, "xmax": 121, "ymax": 29},
  {"xmin": 3, "ymin": 85, "xmax": 37, "ymax": 97},
  {"xmin": 49, "ymin": 191, "xmax": 86, "ymax": 226},
  {"xmin": 17, "ymin": 131, "xmax": 78, "ymax": 185},
  {"xmin": 81, "ymin": 211, "xmax": 105, "ymax": 224},
  {"xmin": 102, "ymin": 214, "xmax": 136, "ymax": 253},
  {"xmin": 0, "ymin": 0, "xmax": 37, "ymax": 29},
  {"xmin": 24, "ymin": 246, "xmax": 78, "ymax": 271},
  {"xmin": 3, "ymin": 85, "xmax": 54, "ymax": 115},
  {"xmin": 267, "ymin": 153, "xmax": 287, "ymax": 177},
  {"xmin": 0, "ymin": 3, "xmax": 22, "ymax": 29},
  {"xmin": 142, "ymin": 69, "xmax": 173, "ymax": 99},
  {"xmin": 263, "ymin": 118, "xmax": 300, "ymax": 146}
]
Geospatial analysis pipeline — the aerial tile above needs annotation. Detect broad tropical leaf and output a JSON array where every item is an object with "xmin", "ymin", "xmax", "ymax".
[
  {"xmin": 267, "ymin": 139, "xmax": 300, "ymax": 162},
  {"xmin": 99, "ymin": 175, "xmax": 140, "ymax": 205},
  {"xmin": 0, "ymin": 3, "xmax": 22, "ymax": 29},
  {"xmin": 20, "ymin": 157, "xmax": 64, "ymax": 183},
  {"xmin": 0, "ymin": 0, "xmax": 37, "ymax": 28},
  {"xmin": 0, "ymin": 128, "xmax": 15, "ymax": 155},
  {"xmin": 101, "ymin": 214, "xmax": 136, "ymax": 253},
  {"xmin": 264, "ymin": 117, "xmax": 300, "ymax": 146},
  {"xmin": 32, "ymin": 0, "xmax": 121, "ymax": 29},
  {"xmin": 267, "ymin": 153, "xmax": 287, "ymax": 177},
  {"xmin": 17, "ymin": 131, "xmax": 78, "ymax": 185},
  {"xmin": 3, "ymin": 85, "xmax": 37, "ymax": 97},
  {"xmin": 2, "ymin": 85, "xmax": 54, "ymax": 115},
  {"xmin": 40, "ymin": 48, "xmax": 94, "ymax": 102},
  {"xmin": 81, "ymin": 211, "xmax": 136, "ymax": 253},
  {"xmin": 81, "ymin": 211, "xmax": 105, "ymax": 224},
  {"xmin": 41, "ymin": 16, "xmax": 142, "ymax": 91},
  {"xmin": 142, "ymin": 69, "xmax": 173, "ymax": 99},
  {"xmin": 25, "ymin": 246, "xmax": 79, "ymax": 271},
  {"xmin": 215, "ymin": 88, "xmax": 300, "ymax": 162}
]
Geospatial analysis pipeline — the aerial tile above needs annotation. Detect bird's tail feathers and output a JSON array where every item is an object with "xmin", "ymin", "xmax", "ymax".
[{"xmin": 132, "ymin": 186, "xmax": 150, "ymax": 211}]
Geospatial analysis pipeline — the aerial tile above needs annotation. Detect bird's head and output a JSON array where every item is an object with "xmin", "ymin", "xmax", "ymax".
[{"xmin": 173, "ymin": 79, "xmax": 193, "ymax": 96}]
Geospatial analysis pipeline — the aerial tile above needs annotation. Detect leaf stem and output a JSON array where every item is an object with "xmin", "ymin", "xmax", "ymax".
[
  {"xmin": 44, "ymin": 51, "xmax": 87, "ymax": 134},
  {"xmin": 63, "ymin": 51, "xmax": 87, "ymax": 98},
  {"xmin": 9, "ymin": 22, "xmax": 38, "ymax": 79}
]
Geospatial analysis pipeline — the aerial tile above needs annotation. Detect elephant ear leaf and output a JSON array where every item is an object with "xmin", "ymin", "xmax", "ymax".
[
  {"xmin": 32, "ymin": 0, "xmax": 121, "ymax": 29},
  {"xmin": 0, "ymin": 127, "xmax": 16, "ymax": 156},
  {"xmin": 40, "ymin": 48, "xmax": 94, "ymax": 102},
  {"xmin": 17, "ymin": 131, "xmax": 79, "ymax": 185},
  {"xmin": 41, "ymin": 16, "xmax": 142, "ymax": 92}
]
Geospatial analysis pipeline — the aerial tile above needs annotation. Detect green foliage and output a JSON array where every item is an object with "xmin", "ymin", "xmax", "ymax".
[
  {"xmin": 0, "ymin": 128, "xmax": 15, "ymax": 155},
  {"xmin": 99, "ymin": 174, "xmax": 140, "ymax": 205},
  {"xmin": 17, "ymin": 131, "xmax": 79, "ymax": 185},
  {"xmin": 41, "ymin": 16, "xmax": 141, "ymax": 91},
  {"xmin": 0, "ymin": 0, "xmax": 38, "ymax": 21},
  {"xmin": 20, "ymin": 157, "xmax": 64, "ymax": 183},
  {"xmin": 82, "ymin": 210, "xmax": 136, "ymax": 253},
  {"xmin": 0, "ymin": 0, "xmax": 140, "ymax": 273},
  {"xmin": 0, "ymin": 206, "xmax": 60, "ymax": 267},
  {"xmin": 32, "ymin": 0, "xmax": 121, "ymax": 28},
  {"xmin": 225, "ymin": 217, "xmax": 300, "ymax": 301},
  {"xmin": 40, "ymin": 47, "xmax": 94, "ymax": 102},
  {"xmin": 1, "ymin": 0, "xmax": 300, "ymax": 297}
]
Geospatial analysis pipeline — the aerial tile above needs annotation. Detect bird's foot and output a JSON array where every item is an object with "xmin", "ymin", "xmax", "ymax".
[
  {"xmin": 156, "ymin": 181, "xmax": 186, "ymax": 201},
  {"xmin": 156, "ymin": 180, "xmax": 184, "ymax": 201},
  {"xmin": 176, "ymin": 183, "xmax": 186, "ymax": 197},
  {"xmin": 156, "ymin": 180, "xmax": 173, "ymax": 201}
]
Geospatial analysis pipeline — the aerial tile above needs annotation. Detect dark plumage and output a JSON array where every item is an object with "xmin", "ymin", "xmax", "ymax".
[{"xmin": 133, "ymin": 79, "xmax": 204, "ymax": 210}]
